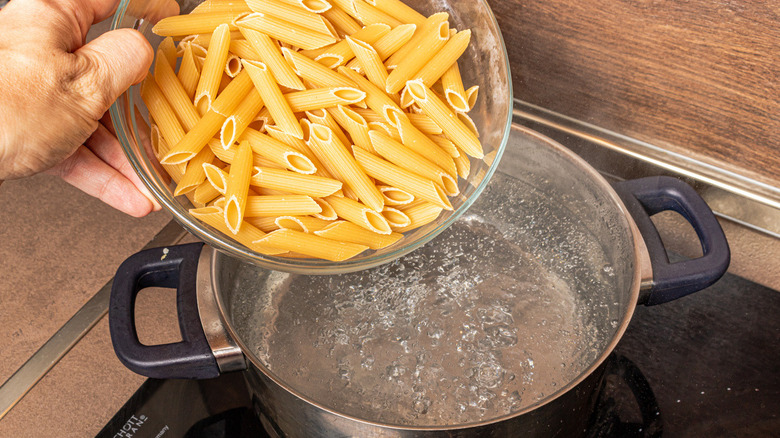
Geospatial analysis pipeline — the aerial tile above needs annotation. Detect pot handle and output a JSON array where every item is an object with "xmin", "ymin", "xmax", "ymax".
[
  {"xmin": 613, "ymin": 176, "xmax": 730, "ymax": 305},
  {"xmin": 109, "ymin": 242, "xmax": 221, "ymax": 379}
]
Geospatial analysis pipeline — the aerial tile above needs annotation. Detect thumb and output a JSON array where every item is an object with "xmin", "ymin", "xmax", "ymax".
[{"xmin": 71, "ymin": 29, "xmax": 154, "ymax": 119}]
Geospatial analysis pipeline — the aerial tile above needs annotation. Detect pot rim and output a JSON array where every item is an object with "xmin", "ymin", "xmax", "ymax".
[{"xmin": 207, "ymin": 126, "xmax": 647, "ymax": 431}]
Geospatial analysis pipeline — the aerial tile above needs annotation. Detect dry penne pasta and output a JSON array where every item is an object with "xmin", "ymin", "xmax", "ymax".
[
  {"xmin": 250, "ymin": 167, "xmax": 343, "ymax": 197},
  {"xmin": 152, "ymin": 12, "xmax": 244, "ymax": 37},
  {"xmin": 306, "ymin": 23, "xmax": 390, "ymax": 68},
  {"xmin": 381, "ymin": 206, "xmax": 411, "ymax": 228},
  {"xmin": 182, "ymin": 31, "xmax": 246, "ymax": 48},
  {"xmin": 174, "ymin": 146, "xmax": 215, "ymax": 196},
  {"xmin": 394, "ymin": 200, "xmax": 443, "ymax": 232},
  {"xmin": 352, "ymin": 146, "xmax": 452, "ymax": 210},
  {"xmin": 325, "ymin": 195, "xmax": 392, "ymax": 234},
  {"xmin": 191, "ymin": 1, "xmax": 253, "ymax": 15},
  {"xmin": 309, "ymin": 123, "xmax": 384, "ymax": 211},
  {"xmin": 378, "ymin": 185, "xmax": 415, "ymax": 205},
  {"xmin": 352, "ymin": 0, "xmax": 402, "ymax": 27},
  {"xmin": 345, "ymin": 23, "xmax": 416, "ymax": 72},
  {"xmin": 346, "ymin": 36, "xmax": 388, "ymax": 88},
  {"xmin": 384, "ymin": 18, "xmax": 449, "ymax": 94},
  {"xmin": 224, "ymin": 141, "xmax": 254, "ymax": 233},
  {"xmin": 225, "ymin": 54, "xmax": 243, "ymax": 77},
  {"xmin": 195, "ymin": 23, "xmax": 231, "ymax": 115},
  {"xmin": 239, "ymin": 128, "xmax": 317, "ymax": 174},
  {"xmin": 145, "ymin": 0, "xmax": 486, "ymax": 261},
  {"xmin": 394, "ymin": 113, "xmax": 457, "ymax": 176},
  {"xmin": 243, "ymin": 59, "xmax": 303, "ymax": 139},
  {"xmin": 369, "ymin": 130, "xmax": 459, "ymax": 196},
  {"xmin": 385, "ymin": 12, "xmax": 448, "ymax": 69},
  {"xmin": 284, "ymin": 87, "xmax": 367, "ymax": 112},
  {"xmin": 281, "ymin": 47, "xmax": 356, "ymax": 88},
  {"xmin": 203, "ymin": 162, "xmax": 229, "ymax": 194},
  {"xmin": 276, "ymin": 0, "xmax": 332, "ymax": 14},
  {"xmin": 315, "ymin": 220, "xmax": 403, "ymax": 249},
  {"xmin": 158, "ymin": 36, "xmax": 178, "ymax": 68},
  {"xmin": 407, "ymin": 112, "xmax": 442, "ymax": 134},
  {"xmin": 228, "ymin": 39, "xmax": 261, "ymax": 60},
  {"xmin": 190, "ymin": 206, "xmax": 287, "ymax": 255},
  {"xmin": 326, "ymin": 105, "xmax": 374, "ymax": 152},
  {"xmin": 466, "ymin": 85, "xmax": 479, "ymax": 109},
  {"xmin": 237, "ymin": 13, "xmax": 337, "ymax": 50},
  {"xmin": 177, "ymin": 42, "xmax": 201, "ymax": 100},
  {"xmin": 405, "ymin": 79, "xmax": 483, "ymax": 158},
  {"xmin": 142, "ymin": 77, "xmax": 185, "ymax": 148},
  {"xmin": 338, "ymin": 66, "xmax": 407, "ymax": 127},
  {"xmin": 323, "ymin": 6, "xmax": 362, "ymax": 36},
  {"xmin": 275, "ymin": 215, "xmax": 334, "ymax": 232},
  {"xmin": 220, "ymin": 88, "xmax": 265, "ymax": 148},
  {"xmin": 245, "ymin": 195, "xmax": 323, "ymax": 217},
  {"xmin": 365, "ymin": 0, "xmax": 426, "ymax": 26},
  {"xmin": 246, "ymin": 0, "xmax": 334, "ymax": 36},
  {"xmin": 312, "ymin": 197, "xmax": 338, "ymax": 220},
  {"xmin": 193, "ymin": 179, "xmax": 222, "ymax": 205},
  {"xmin": 253, "ymin": 228, "xmax": 369, "ymax": 261},
  {"xmin": 307, "ymin": 108, "xmax": 352, "ymax": 147},
  {"xmin": 239, "ymin": 27, "xmax": 305, "ymax": 90},
  {"xmin": 442, "ymin": 62, "xmax": 469, "ymax": 113},
  {"xmin": 414, "ymin": 29, "xmax": 471, "ymax": 89}
]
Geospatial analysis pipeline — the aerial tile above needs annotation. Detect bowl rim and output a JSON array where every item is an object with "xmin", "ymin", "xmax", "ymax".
[{"xmin": 110, "ymin": 0, "xmax": 514, "ymax": 274}]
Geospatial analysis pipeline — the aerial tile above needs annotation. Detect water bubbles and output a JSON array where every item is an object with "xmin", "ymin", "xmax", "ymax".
[
  {"xmin": 228, "ymin": 170, "xmax": 622, "ymax": 427},
  {"xmin": 476, "ymin": 362, "xmax": 505, "ymax": 388}
]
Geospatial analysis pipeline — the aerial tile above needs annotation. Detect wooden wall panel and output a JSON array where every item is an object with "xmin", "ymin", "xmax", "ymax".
[{"xmin": 488, "ymin": 0, "xmax": 779, "ymax": 187}]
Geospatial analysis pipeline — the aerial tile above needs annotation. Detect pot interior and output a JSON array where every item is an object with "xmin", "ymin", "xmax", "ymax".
[{"xmin": 217, "ymin": 126, "xmax": 638, "ymax": 428}]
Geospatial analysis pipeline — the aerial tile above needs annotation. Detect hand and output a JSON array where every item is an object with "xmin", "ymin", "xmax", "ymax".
[{"xmin": 0, "ymin": 0, "xmax": 176, "ymax": 217}]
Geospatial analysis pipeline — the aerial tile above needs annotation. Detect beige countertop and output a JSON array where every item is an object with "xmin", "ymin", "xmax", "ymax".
[{"xmin": 0, "ymin": 173, "xmax": 177, "ymax": 437}]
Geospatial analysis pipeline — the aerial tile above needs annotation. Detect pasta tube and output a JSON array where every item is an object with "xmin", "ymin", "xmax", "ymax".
[
  {"xmin": 405, "ymin": 79, "xmax": 483, "ymax": 158},
  {"xmin": 325, "ymin": 195, "xmax": 392, "ymax": 234},
  {"xmin": 315, "ymin": 221, "xmax": 403, "ymax": 249},
  {"xmin": 413, "ymin": 29, "xmax": 471, "ymax": 89},
  {"xmin": 244, "ymin": 195, "xmax": 323, "ymax": 217},
  {"xmin": 152, "ymin": 12, "xmax": 244, "ymax": 37},
  {"xmin": 239, "ymin": 128, "xmax": 317, "ymax": 174},
  {"xmin": 365, "ymin": 0, "xmax": 425, "ymax": 26},
  {"xmin": 309, "ymin": 123, "xmax": 384, "ymax": 211},
  {"xmin": 237, "ymin": 13, "xmax": 337, "ymax": 50},
  {"xmin": 190, "ymin": 206, "xmax": 286, "ymax": 255},
  {"xmin": 369, "ymin": 130, "xmax": 459, "ymax": 196},
  {"xmin": 253, "ymin": 229, "xmax": 369, "ymax": 261},
  {"xmin": 243, "ymin": 60, "xmax": 303, "ymax": 139},
  {"xmin": 195, "ymin": 23, "xmax": 232, "ymax": 115},
  {"xmin": 284, "ymin": 87, "xmax": 367, "ymax": 112},
  {"xmin": 384, "ymin": 19, "xmax": 449, "ymax": 94},
  {"xmin": 239, "ymin": 27, "xmax": 305, "ymax": 90},
  {"xmin": 352, "ymin": 146, "xmax": 452, "ymax": 210},
  {"xmin": 378, "ymin": 185, "xmax": 414, "ymax": 205},
  {"xmin": 246, "ymin": 0, "xmax": 335, "ymax": 36},
  {"xmin": 394, "ymin": 200, "xmax": 443, "ymax": 232},
  {"xmin": 220, "ymin": 88, "xmax": 265, "ymax": 148},
  {"xmin": 223, "ymin": 141, "xmax": 253, "ymax": 233},
  {"xmin": 250, "ymin": 167, "xmax": 343, "ymax": 197}
]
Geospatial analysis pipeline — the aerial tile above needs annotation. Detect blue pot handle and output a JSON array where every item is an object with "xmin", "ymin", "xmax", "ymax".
[
  {"xmin": 109, "ymin": 242, "xmax": 221, "ymax": 379},
  {"xmin": 613, "ymin": 176, "xmax": 730, "ymax": 305}
]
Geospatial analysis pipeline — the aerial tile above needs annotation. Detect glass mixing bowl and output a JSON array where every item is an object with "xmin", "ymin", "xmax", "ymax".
[{"xmin": 110, "ymin": 0, "xmax": 512, "ymax": 274}]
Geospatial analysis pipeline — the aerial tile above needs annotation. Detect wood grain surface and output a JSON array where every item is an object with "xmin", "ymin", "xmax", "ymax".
[{"xmin": 488, "ymin": 0, "xmax": 779, "ymax": 187}]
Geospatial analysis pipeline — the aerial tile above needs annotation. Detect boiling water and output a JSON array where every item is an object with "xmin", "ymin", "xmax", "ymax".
[{"xmin": 229, "ymin": 170, "xmax": 628, "ymax": 426}]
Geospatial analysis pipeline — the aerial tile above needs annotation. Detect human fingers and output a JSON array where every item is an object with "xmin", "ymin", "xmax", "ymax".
[
  {"xmin": 70, "ymin": 28, "xmax": 154, "ymax": 121},
  {"xmin": 87, "ymin": 123, "xmax": 162, "ymax": 211},
  {"xmin": 47, "ymin": 145, "xmax": 156, "ymax": 217}
]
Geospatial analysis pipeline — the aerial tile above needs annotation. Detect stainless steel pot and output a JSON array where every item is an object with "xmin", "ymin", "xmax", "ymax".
[{"xmin": 109, "ymin": 126, "xmax": 729, "ymax": 437}]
